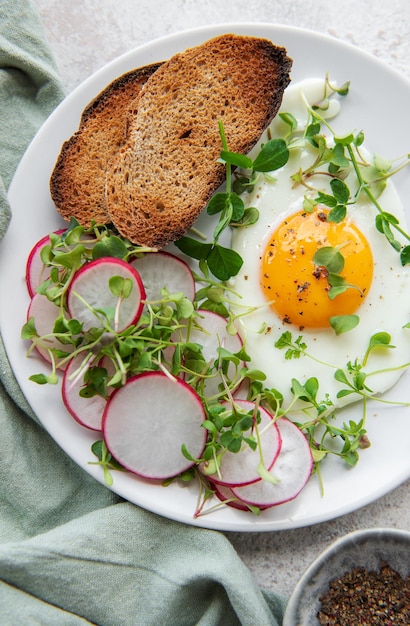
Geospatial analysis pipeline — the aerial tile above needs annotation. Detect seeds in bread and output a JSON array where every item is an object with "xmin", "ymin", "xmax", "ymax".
[
  {"xmin": 105, "ymin": 34, "xmax": 292, "ymax": 248},
  {"xmin": 50, "ymin": 63, "xmax": 161, "ymax": 225}
]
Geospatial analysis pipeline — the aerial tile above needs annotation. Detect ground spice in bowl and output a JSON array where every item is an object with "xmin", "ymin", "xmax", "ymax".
[
  {"xmin": 282, "ymin": 529, "xmax": 410, "ymax": 626},
  {"xmin": 317, "ymin": 562, "xmax": 410, "ymax": 625}
]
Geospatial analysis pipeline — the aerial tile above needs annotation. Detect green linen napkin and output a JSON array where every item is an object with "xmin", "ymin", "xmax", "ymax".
[{"xmin": 0, "ymin": 1, "xmax": 286, "ymax": 624}]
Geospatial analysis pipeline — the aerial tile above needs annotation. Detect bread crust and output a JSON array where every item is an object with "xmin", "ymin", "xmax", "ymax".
[
  {"xmin": 50, "ymin": 63, "xmax": 161, "ymax": 225},
  {"xmin": 105, "ymin": 34, "xmax": 292, "ymax": 248}
]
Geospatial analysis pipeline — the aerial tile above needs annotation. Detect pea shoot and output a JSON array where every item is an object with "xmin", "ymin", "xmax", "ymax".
[{"xmin": 21, "ymin": 74, "xmax": 410, "ymax": 516}]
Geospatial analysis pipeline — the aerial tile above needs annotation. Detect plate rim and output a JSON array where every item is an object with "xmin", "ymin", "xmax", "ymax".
[{"xmin": 2, "ymin": 22, "xmax": 410, "ymax": 532}]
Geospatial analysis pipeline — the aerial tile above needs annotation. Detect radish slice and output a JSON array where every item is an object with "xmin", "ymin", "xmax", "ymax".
[
  {"xmin": 203, "ymin": 400, "xmax": 282, "ymax": 487},
  {"xmin": 102, "ymin": 371, "xmax": 207, "ymax": 480},
  {"xmin": 210, "ymin": 482, "xmax": 250, "ymax": 511},
  {"xmin": 211, "ymin": 481, "xmax": 272, "ymax": 512},
  {"xmin": 27, "ymin": 293, "xmax": 75, "ymax": 369},
  {"xmin": 67, "ymin": 257, "xmax": 145, "ymax": 332},
  {"xmin": 172, "ymin": 309, "xmax": 243, "ymax": 398},
  {"xmin": 231, "ymin": 418, "xmax": 313, "ymax": 508},
  {"xmin": 130, "ymin": 251, "xmax": 195, "ymax": 302},
  {"xmin": 25, "ymin": 229, "xmax": 65, "ymax": 297},
  {"xmin": 62, "ymin": 354, "xmax": 107, "ymax": 431}
]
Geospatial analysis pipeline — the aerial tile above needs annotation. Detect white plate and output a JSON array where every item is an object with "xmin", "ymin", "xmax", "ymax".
[{"xmin": 1, "ymin": 24, "xmax": 410, "ymax": 532}]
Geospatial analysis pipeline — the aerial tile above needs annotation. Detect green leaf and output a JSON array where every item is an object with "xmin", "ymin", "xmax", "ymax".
[
  {"xmin": 334, "ymin": 369, "xmax": 350, "ymax": 385},
  {"xmin": 344, "ymin": 450, "xmax": 359, "ymax": 467},
  {"xmin": 230, "ymin": 206, "xmax": 259, "ymax": 228},
  {"xmin": 245, "ymin": 368, "xmax": 266, "ymax": 381},
  {"xmin": 336, "ymin": 388, "xmax": 355, "ymax": 398},
  {"xmin": 29, "ymin": 373, "xmax": 50, "ymax": 385},
  {"xmin": 67, "ymin": 318, "xmax": 83, "ymax": 335},
  {"xmin": 313, "ymin": 246, "xmax": 345, "ymax": 274},
  {"xmin": 377, "ymin": 211, "xmax": 399, "ymax": 227},
  {"xmin": 291, "ymin": 378, "xmax": 308, "ymax": 401},
  {"xmin": 304, "ymin": 377, "xmax": 319, "ymax": 402},
  {"xmin": 92, "ymin": 235, "xmax": 129, "ymax": 260},
  {"xmin": 305, "ymin": 122, "xmax": 321, "ymax": 138},
  {"xmin": 21, "ymin": 317, "xmax": 38, "ymax": 340},
  {"xmin": 252, "ymin": 139, "xmax": 289, "ymax": 172},
  {"xmin": 315, "ymin": 191, "xmax": 337, "ymax": 208},
  {"xmin": 264, "ymin": 388, "xmax": 283, "ymax": 411},
  {"xmin": 327, "ymin": 204, "xmax": 346, "ymax": 223},
  {"xmin": 330, "ymin": 143, "xmax": 350, "ymax": 168},
  {"xmin": 311, "ymin": 448, "xmax": 327, "ymax": 462},
  {"xmin": 199, "ymin": 299, "xmax": 229, "ymax": 317},
  {"xmin": 29, "ymin": 371, "xmax": 58, "ymax": 385},
  {"xmin": 202, "ymin": 420, "xmax": 219, "ymax": 437},
  {"xmin": 274, "ymin": 332, "xmax": 307, "ymax": 359},
  {"xmin": 219, "ymin": 150, "xmax": 253, "ymax": 170},
  {"xmin": 228, "ymin": 438, "xmax": 242, "ymax": 453},
  {"xmin": 217, "ymin": 346, "xmax": 240, "ymax": 366},
  {"xmin": 334, "ymin": 134, "xmax": 354, "ymax": 147},
  {"xmin": 368, "ymin": 331, "xmax": 393, "ymax": 350},
  {"xmin": 206, "ymin": 192, "xmax": 230, "ymax": 216},
  {"xmin": 330, "ymin": 177, "xmax": 350, "ymax": 204},
  {"xmin": 181, "ymin": 444, "xmax": 199, "ymax": 463},
  {"xmin": 239, "ymin": 415, "xmax": 253, "ymax": 431},
  {"xmin": 90, "ymin": 440, "xmax": 105, "ymax": 461},
  {"xmin": 327, "ymin": 273, "xmax": 361, "ymax": 299},
  {"xmin": 53, "ymin": 244, "xmax": 85, "ymax": 269},
  {"xmin": 375, "ymin": 214, "xmax": 401, "ymax": 251},
  {"xmin": 174, "ymin": 237, "xmax": 212, "ymax": 261},
  {"xmin": 278, "ymin": 111, "xmax": 298, "ymax": 133},
  {"xmin": 400, "ymin": 245, "xmax": 410, "ymax": 266},
  {"xmin": 176, "ymin": 297, "xmax": 194, "ymax": 319},
  {"xmin": 108, "ymin": 369, "xmax": 124, "ymax": 387},
  {"xmin": 331, "ymin": 80, "xmax": 350, "ymax": 96},
  {"xmin": 303, "ymin": 196, "xmax": 316, "ymax": 213},
  {"xmin": 207, "ymin": 244, "xmax": 243, "ymax": 281},
  {"xmin": 229, "ymin": 194, "xmax": 245, "ymax": 223},
  {"xmin": 329, "ymin": 315, "xmax": 360, "ymax": 335},
  {"xmin": 363, "ymin": 331, "xmax": 395, "ymax": 365},
  {"xmin": 39, "ymin": 244, "xmax": 52, "ymax": 265},
  {"xmin": 354, "ymin": 131, "xmax": 365, "ymax": 146},
  {"xmin": 109, "ymin": 276, "xmax": 132, "ymax": 298}
]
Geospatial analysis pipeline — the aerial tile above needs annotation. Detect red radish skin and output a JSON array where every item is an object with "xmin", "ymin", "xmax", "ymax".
[
  {"xmin": 27, "ymin": 293, "xmax": 75, "ymax": 370},
  {"xmin": 130, "ymin": 251, "xmax": 195, "ymax": 302},
  {"xmin": 25, "ymin": 229, "xmax": 65, "ymax": 297},
  {"xmin": 210, "ymin": 482, "xmax": 250, "ymax": 511},
  {"xmin": 102, "ymin": 371, "xmax": 207, "ymax": 480},
  {"xmin": 211, "ymin": 481, "xmax": 273, "ymax": 512},
  {"xmin": 67, "ymin": 257, "xmax": 145, "ymax": 332},
  {"xmin": 231, "ymin": 418, "xmax": 313, "ymax": 508},
  {"xmin": 202, "ymin": 400, "xmax": 282, "ymax": 487},
  {"xmin": 62, "ymin": 355, "xmax": 107, "ymax": 431}
]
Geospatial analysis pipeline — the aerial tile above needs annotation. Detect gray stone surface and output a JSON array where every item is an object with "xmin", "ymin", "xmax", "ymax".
[{"xmin": 33, "ymin": 0, "xmax": 410, "ymax": 599}]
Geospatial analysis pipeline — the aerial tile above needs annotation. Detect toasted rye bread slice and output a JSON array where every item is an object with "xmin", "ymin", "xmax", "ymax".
[
  {"xmin": 105, "ymin": 34, "xmax": 292, "ymax": 248},
  {"xmin": 50, "ymin": 63, "xmax": 161, "ymax": 225}
]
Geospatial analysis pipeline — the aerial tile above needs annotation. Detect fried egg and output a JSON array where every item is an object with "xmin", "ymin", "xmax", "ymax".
[{"xmin": 231, "ymin": 78, "xmax": 410, "ymax": 408}]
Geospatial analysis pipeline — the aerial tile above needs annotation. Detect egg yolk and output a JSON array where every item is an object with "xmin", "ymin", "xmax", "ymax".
[{"xmin": 261, "ymin": 208, "xmax": 373, "ymax": 328}]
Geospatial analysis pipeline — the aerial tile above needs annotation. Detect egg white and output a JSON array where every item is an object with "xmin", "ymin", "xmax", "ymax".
[{"xmin": 231, "ymin": 79, "xmax": 410, "ymax": 409}]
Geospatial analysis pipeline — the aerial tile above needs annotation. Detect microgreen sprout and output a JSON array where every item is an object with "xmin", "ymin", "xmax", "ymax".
[
  {"xmin": 268, "ymin": 329, "xmax": 410, "ymax": 474},
  {"xmin": 89, "ymin": 440, "xmax": 125, "ymax": 486},
  {"xmin": 312, "ymin": 245, "xmax": 363, "ymax": 300},
  {"xmin": 22, "ymin": 75, "xmax": 410, "ymax": 516},
  {"xmin": 175, "ymin": 120, "xmax": 290, "ymax": 280},
  {"xmin": 283, "ymin": 84, "xmax": 410, "ymax": 264}
]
